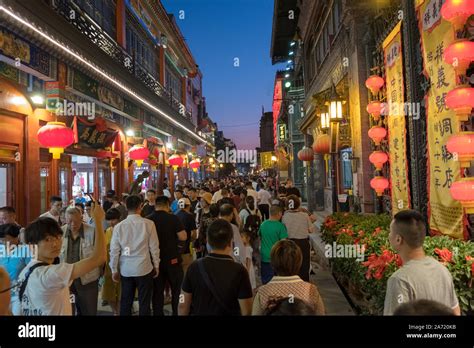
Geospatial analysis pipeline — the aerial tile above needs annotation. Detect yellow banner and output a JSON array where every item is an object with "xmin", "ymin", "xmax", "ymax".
[
  {"xmin": 418, "ymin": 0, "xmax": 463, "ymax": 239},
  {"xmin": 260, "ymin": 151, "xmax": 273, "ymax": 169},
  {"xmin": 383, "ymin": 21, "xmax": 410, "ymax": 215}
]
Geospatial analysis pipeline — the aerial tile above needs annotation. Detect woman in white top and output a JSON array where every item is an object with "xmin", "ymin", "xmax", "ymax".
[
  {"xmin": 282, "ymin": 195, "xmax": 315, "ymax": 282},
  {"xmin": 17, "ymin": 203, "xmax": 106, "ymax": 316}
]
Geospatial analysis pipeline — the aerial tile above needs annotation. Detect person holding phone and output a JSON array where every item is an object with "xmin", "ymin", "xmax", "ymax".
[{"xmin": 17, "ymin": 202, "xmax": 106, "ymax": 316}]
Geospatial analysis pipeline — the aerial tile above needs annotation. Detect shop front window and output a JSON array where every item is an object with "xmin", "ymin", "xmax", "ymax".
[{"xmin": 0, "ymin": 162, "xmax": 14, "ymax": 207}]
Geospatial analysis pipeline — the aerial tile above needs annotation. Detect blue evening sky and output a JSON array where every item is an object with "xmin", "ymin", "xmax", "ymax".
[{"xmin": 161, "ymin": 0, "xmax": 284, "ymax": 150}]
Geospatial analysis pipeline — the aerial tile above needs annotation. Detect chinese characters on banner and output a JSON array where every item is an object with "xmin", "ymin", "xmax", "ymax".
[
  {"xmin": 260, "ymin": 151, "xmax": 273, "ymax": 169},
  {"xmin": 382, "ymin": 21, "xmax": 411, "ymax": 215},
  {"xmin": 417, "ymin": 0, "xmax": 463, "ymax": 239},
  {"xmin": 74, "ymin": 117, "xmax": 118, "ymax": 149}
]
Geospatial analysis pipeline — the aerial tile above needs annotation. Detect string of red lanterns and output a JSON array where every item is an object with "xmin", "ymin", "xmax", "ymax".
[
  {"xmin": 442, "ymin": 0, "xmax": 474, "ymax": 214},
  {"xmin": 365, "ymin": 72, "xmax": 389, "ymax": 198}
]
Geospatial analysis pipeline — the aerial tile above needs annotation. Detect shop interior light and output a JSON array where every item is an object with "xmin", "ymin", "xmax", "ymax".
[
  {"xmin": 290, "ymin": 41, "xmax": 296, "ymax": 47},
  {"xmin": 125, "ymin": 129, "xmax": 135, "ymax": 137},
  {"xmin": 287, "ymin": 60, "xmax": 293, "ymax": 64},
  {"xmin": 285, "ymin": 66, "xmax": 291, "ymax": 71},
  {"xmin": 166, "ymin": 142, "xmax": 173, "ymax": 149},
  {"xmin": 285, "ymin": 73, "xmax": 290, "ymax": 78},
  {"xmin": 0, "ymin": 6, "xmax": 206, "ymax": 144},
  {"xmin": 31, "ymin": 94, "xmax": 44, "ymax": 105},
  {"xmin": 289, "ymin": 51, "xmax": 294, "ymax": 56},
  {"xmin": 271, "ymin": 155, "xmax": 277, "ymax": 162},
  {"xmin": 285, "ymin": 81, "xmax": 291, "ymax": 88},
  {"xmin": 10, "ymin": 96, "xmax": 27, "ymax": 105}
]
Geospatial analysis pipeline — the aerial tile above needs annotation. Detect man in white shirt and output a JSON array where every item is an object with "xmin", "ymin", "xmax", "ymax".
[
  {"xmin": 39, "ymin": 196, "xmax": 63, "ymax": 225},
  {"xmin": 18, "ymin": 203, "xmax": 106, "ymax": 316},
  {"xmin": 257, "ymin": 185, "xmax": 272, "ymax": 220},
  {"xmin": 109, "ymin": 195, "xmax": 160, "ymax": 316},
  {"xmin": 245, "ymin": 182, "xmax": 258, "ymax": 206},
  {"xmin": 211, "ymin": 183, "xmax": 226, "ymax": 204},
  {"xmin": 384, "ymin": 210, "xmax": 460, "ymax": 315}
]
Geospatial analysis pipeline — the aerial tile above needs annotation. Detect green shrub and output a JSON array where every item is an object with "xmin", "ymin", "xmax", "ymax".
[{"xmin": 320, "ymin": 213, "xmax": 474, "ymax": 315}]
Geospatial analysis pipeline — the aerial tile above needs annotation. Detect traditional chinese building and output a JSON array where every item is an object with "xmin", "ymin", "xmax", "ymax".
[
  {"xmin": 0, "ymin": 0, "xmax": 209, "ymax": 225},
  {"xmin": 270, "ymin": 0, "xmax": 473, "ymax": 240}
]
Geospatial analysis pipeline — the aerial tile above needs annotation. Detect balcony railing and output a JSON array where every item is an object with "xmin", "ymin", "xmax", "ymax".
[{"xmin": 51, "ymin": 0, "xmax": 193, "ymax": 123}]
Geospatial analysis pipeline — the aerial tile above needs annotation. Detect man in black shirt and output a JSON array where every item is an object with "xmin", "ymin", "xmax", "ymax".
[
  {"xmin": 141, "ymin": 189, "xmax": 157, "ymax": 217},
  {"xmin": 175, "ymin": 198, "xmax": 197, "ymax": 274},
  {"xmin": 178, "ymin": 219, "xmax": 253, "ymax": 316},
  {"xmin": 188, "ymin": 188, "xmax": 199, "ymax": 218},
  {"xmin": 146, "ymin": 196, "xmax": 187, "ymax": 315}
]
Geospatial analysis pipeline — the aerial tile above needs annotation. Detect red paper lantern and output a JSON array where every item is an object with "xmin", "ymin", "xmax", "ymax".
[
  {"xmin": 168, "ymin": 154, "xmax": 184, "ymax": 170},
  {"xmin": 370, "ymin": 176, "xmax": 389, "ymax": 197},
  {"xmin": 297, "ymin": 147, "xmax": 314, "ymax": 162},
  {"xmin": 450, "ymin": 177, "xmax": 474, "ymax": 213},
  {"xmin": 129, "ymin": 145, "xmax": 149, "ymax": 167},
  {"xmin": 445, "ymin": 86, "xmax": 474, "ymax": 122},
  {"xmin": 367, "ymin": 101, "xmax": 384, "ymax": 121},
  {"xmin": 443, "ymin": 39, "xmax": 474, "ymax": 76},
  {"xmin": 441, "ymin": 0, "xmax": 474, "ymax": 32},
  {"xmin": 369, "ymin": 151, "xmax": 389, "ymax": 170},
  {"xmin": 447, "ymin": 131, "xmax": 474, "ymax": 168},
  {"xmin": 368, "ymin": 126, "xmax": 387, "ymax": 146},
  {"xmin": 312, "ymin": 134, "xmax": 330, "ymax": 154},
  {"xmin": 37, "ymin": 121, "xmax": 75, "ymax": 159},
  {"xmin": 365, "ymin": 75, "xmax": 385, "ymax": 94},
  {"xmin": 189, "ymin": 159, "xmax": 201, "ymax": 172}
]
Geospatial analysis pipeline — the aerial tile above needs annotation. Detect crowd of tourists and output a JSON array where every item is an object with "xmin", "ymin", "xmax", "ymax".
[{"xmin": 0, "ymin": 175, "xmax": 461, "ymax": 316}]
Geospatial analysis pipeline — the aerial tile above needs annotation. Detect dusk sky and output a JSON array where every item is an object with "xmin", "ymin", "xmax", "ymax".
[{"xmin": 162, "ymin": 0, "xmax": 284, "ymax": 150}]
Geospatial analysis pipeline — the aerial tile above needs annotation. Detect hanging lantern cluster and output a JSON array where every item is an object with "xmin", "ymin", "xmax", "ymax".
[
  {"xmin": 128, "ymin": 144, "xmax": 149, "ymax": 167},
  {"xmin": 442, "ymin": 0, "xmax": 474, "ymax": 213},
  {"xmin": 37, "ymin": 122, "xmax": 75, "ymax": 159},
  {"xmin": 365, "ymin": 73, "xmax": 389, "ymax": 198}
]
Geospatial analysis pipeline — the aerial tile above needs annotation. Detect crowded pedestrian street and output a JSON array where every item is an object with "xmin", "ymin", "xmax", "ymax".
[{"xmin": 0, "ymin": 0, "xmax": 473, "ymax": 346}]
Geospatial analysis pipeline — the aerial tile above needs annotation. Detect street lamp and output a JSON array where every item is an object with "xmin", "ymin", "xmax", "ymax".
[
  {"xmin": 320, "ymin": 112, "xmax": 330, "ymax": 130},
  {"xmin": 327, "ymin": 86, "xmax": 344, "ymax": 213}
]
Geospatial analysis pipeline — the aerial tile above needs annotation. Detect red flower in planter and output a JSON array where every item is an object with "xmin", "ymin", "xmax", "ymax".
[
  {"xmin": 434, "ymin": 248, "xmax": 453, "ymax": 264},
  {"xmin": 373, "ymin": 227, "xmax": 382, "ymax": 236},
  {"xmin": 362, "ymin": 249, "xmax": 399, "ymax": 280}
]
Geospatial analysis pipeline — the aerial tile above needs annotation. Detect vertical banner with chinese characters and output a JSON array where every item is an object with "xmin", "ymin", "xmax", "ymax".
[
  {"xmin": 417, "ymin": 0, "xmax": 463, "ymax": 239},
  {"xmin": 383, "ymin": 21, "xmax": 411, "ymax": 215}
]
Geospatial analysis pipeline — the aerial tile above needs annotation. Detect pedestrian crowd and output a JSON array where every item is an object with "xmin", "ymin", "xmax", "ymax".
[{"xmin": 0, "ymin": 175, "xmax": 461, "ymax": 316}]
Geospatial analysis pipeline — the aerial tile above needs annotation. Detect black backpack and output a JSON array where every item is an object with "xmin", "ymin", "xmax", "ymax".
[{"xmin": 244, "ymin": 209, "xmax": 261, "ymax": 241}]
